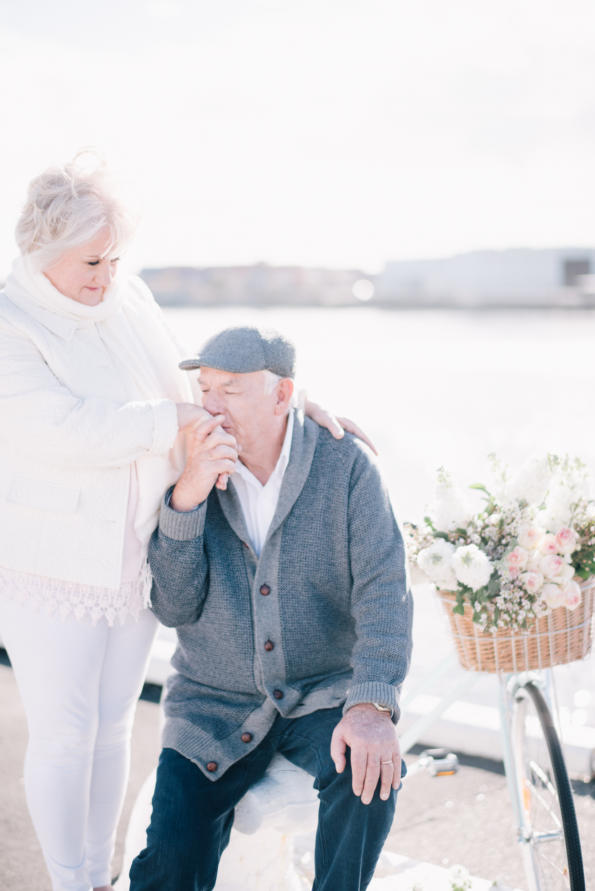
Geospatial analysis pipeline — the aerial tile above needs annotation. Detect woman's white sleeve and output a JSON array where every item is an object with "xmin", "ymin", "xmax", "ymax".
[{"xmin": 0, "ymin": 326, "xmax": 179, "ymax": 469}]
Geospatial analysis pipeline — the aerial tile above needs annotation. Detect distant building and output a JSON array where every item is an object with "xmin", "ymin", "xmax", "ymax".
[
  {"xmin": 141, "ymin": 249, "xmax": 595, "ymax": 309},
  {"xmin": 376, "ymin": 248, "xmax": 595, "ymax": 307},
  {"xmin": 140, "ymin": 263, "xmax": 371, "ymax": 307}
]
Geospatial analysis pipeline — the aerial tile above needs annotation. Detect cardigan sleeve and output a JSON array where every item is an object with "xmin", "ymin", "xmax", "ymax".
[
  {"xmin": 342, "ymin": 446, "xmax": 414, "ymax": 723},
  {"xmin": 148, "ymin": 491, "xmax": 210, "ymax": 627},
  {"xmin": 0, "ymin": 321, "xmax": 179, "ymax": 469}
]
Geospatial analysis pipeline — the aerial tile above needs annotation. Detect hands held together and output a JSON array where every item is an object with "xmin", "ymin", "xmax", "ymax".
[
  {"xmin": 173, "ymin": 400, "xmax": 377, "ymax": 513},
  {"xmin": 173, "ymin": 405, "xmax": 238, "ymax": 512}
]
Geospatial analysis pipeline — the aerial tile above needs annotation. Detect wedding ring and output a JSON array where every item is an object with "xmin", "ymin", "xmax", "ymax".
[{"xmin": 381, "ymin": 760, "xmax": 393, "ymax": 765}]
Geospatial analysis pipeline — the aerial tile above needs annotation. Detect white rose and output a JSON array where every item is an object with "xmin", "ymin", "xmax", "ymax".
[
  {"xmin": 560, "ymin": 563, "xmax": 575, "ymax": 582},
  {"xmin": 539, "ymin": 554, "xmax": 568, "ymax": 580},
  {"xmin": 541, "ymin": 582, "xmax": 566, "ymax": 609},
  {"xmin": 417, "ymin": 540, "xmax": 457, "ymax": 589},
  {"xmin": 520, "ymin": 571, "xmax": 544, "ymax": 595},
  {"xmin": 554, "ymin": 527, "xmax": 579, "ymax": 555},
  {"xmin": 527, "ymin": 550, "xmax": 544, "ymax": 572},
  {"xmin": 561, "ymin": 580, "xmax": 582, "ymax": 610},
  {"xmin": 452, "ymin": 544, "xmax": 493, "ymax": 592},
  {"xmin": 517, "ymin": 525, "xmax": 544, "ymax": 551}
]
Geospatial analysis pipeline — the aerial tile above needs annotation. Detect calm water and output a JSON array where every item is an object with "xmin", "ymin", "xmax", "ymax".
[{"xmin": 165, "ymin": 305, "xmax": 595, "ymax": 522}]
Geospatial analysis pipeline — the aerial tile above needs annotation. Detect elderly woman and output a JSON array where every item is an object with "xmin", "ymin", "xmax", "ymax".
[{"xmin": 0, "ymin": 155, "xmax": 364, "ymax": 891}]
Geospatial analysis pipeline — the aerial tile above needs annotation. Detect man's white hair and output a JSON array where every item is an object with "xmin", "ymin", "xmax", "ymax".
[
  {"xmin": 262, "ymin": 369, "xmax": 297, "ymax": 406},
  {"xmin": 15, "ymin": 150, "xmax": 137, "ymax": 272},
  {"xmin": 262, "ymin": 370, "xmax": 282, "ymax": 394}
]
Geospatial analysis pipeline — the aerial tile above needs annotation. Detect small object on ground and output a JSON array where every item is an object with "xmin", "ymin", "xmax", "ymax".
[{"xmin": 408, "ymin": 747, "xmax": 460, "ymax": 778}]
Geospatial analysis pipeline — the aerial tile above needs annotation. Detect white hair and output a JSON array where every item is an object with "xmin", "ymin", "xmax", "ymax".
[
  {"xmin": 262, "ymin": 370, "xmax": 282, "ymax": 394},
  {"xmin": 262, "ymin": 369, "xmax": 297, "ymax": 407},
  {"xmin": 15, "ymin": 150, "xmax": 137, "ymax": 271}
]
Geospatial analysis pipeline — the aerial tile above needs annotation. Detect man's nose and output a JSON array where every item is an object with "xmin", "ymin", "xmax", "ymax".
[{"xmin": 202, "ymin": 391, "xmax": 224, "ymax": 415}]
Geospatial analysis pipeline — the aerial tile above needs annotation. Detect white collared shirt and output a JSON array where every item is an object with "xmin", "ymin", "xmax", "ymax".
[{"xmin": 231, "ymin": 411, "xmax": 294, "ymax": 557}]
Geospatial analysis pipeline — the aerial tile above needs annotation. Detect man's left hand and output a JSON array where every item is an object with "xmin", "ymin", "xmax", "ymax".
[{"xmin": 330, "ymin": 703, "xmax": 401, "ymax": 805}]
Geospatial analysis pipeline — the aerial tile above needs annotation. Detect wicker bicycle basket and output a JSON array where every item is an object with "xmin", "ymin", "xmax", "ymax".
[{"xmin": 438, "ymin": 577, "xmax": 595, "ymax": 673}]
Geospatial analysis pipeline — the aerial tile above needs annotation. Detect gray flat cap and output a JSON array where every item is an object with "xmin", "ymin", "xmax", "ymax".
[{"xmin": 179, "ymin": 326, "xmax": 296, "ymax": 378}]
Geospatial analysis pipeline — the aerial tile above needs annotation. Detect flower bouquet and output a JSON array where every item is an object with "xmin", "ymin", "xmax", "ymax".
[{"xmin": 406, "ymin": 455, "xmax": 595, "ymax": 672}]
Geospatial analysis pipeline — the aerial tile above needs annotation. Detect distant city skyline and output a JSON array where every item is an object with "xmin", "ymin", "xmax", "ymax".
[
  {"xmin": 140, "ymin": 246, "xmax": 595, "ymax": 309},
  {"xmin": 1, "ymin": 0, "xmax": 594, "ymax": 278}
]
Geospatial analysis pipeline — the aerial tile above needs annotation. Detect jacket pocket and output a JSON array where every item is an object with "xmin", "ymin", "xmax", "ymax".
[{"xmin": 6, "ymin": 475, "xmax": 80, "ymax": 514}]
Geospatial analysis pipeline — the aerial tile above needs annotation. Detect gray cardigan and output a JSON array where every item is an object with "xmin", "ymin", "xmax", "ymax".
[{"xmin": 149, "ymin": 414, "xmax": 413, "ymax": 780}]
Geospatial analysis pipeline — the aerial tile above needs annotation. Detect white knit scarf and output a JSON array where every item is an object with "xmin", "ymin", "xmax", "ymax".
[{"xmin": 7, "ymin": 255, "xmax": 190, "ymax": 406}]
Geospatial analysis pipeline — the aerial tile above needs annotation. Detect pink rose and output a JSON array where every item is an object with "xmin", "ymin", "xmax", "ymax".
[
  {"xmin": 540, "ymin": 533, "xmax": 559, "ymax": 555},
  {"xmin": 539, "ymin": 554, "xmax": 567, "ymax": 580},
  {"xmin": 562, "ymin": 580, "xmax": 581, "ymax": 610},
  {"xmin": 507, "ymin": 546, "xmax": 529, "ymax": 575},
  {"xmin": 555, "ymin": 527, "xmax": 579, "ymax": 555},
  {"xmin": 520, "ymin": 571, "xmax": 544, "ymax": 595}
]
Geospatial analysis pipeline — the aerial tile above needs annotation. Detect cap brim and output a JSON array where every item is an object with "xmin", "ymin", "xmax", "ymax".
[{"xmin": 178, "ymin": 359, "xmax": 202, "ymax": 370}]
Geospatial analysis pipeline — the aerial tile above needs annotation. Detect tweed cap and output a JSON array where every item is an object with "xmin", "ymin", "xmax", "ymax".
[{"xmin": 179, "ymin": 326, "xmax": 296, "ymax": 378}]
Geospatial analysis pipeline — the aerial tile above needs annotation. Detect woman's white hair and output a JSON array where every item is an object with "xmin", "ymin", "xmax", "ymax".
[{"xmin": 15, "ymin": 150, "xmax": 137, "ymax": 271}]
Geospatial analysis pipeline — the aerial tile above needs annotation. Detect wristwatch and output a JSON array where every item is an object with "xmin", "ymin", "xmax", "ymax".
[{"xmin": 372, "ymin": 702, "xmax": 393, "ymax": 717}]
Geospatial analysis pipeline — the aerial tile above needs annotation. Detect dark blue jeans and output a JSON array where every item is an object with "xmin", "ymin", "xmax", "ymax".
[{"xmin": 129, "ymin": 707, "xmax": 404, "ymax": 891}]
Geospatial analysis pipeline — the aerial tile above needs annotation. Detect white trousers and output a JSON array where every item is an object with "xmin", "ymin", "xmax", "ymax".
[{"xmin": 0, "ymin": 598, "xmax": 158, "ymax": 891}]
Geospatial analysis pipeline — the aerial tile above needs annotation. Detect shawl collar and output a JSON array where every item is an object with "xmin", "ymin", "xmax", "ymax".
[
  {"xmin": 215, "ymin": 412, "xmax": 319, "ymax": 548},
  {"xmin": 4, "ymin": 255, "xmax": 126, "ymax": 339}
]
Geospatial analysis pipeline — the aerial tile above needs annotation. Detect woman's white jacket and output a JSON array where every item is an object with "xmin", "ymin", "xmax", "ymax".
[{"xmin": 0, "ymin": 261, "xmax": 193, "ymax": 595}]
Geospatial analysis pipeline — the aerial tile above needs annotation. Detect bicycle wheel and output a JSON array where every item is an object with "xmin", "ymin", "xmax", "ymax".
[{"xmin": 510, "ymin": 679, "xmax": 584, "ymax": 891}]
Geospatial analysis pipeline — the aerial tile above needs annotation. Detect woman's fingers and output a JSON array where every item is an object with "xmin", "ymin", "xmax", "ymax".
[
  {"xmin": 335, "ymin": 417, "xmax": 378, "ymax": 455},
  {"xmin": 176, "ymin": 402, "xmax": 211, "ymax": 430}
]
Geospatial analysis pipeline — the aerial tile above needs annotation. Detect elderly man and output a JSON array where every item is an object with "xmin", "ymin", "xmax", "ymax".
[{"xmin": 129, "ymin": 327, "xmax": 413, "ymax": 891}]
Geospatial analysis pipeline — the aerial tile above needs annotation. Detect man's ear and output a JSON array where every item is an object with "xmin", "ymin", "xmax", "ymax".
[{"xmin": 274, "ymin": 378, "xmax": 294, "ymax": 415}]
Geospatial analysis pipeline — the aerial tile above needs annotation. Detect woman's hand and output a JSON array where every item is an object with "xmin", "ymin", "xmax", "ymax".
[
  {"xmin": 304, "ymin": 400, "xmax": 378, "ymax": 456},
  {"xmin": 176, "ymin": 402, "xmax": 210, "ymax": 430}
]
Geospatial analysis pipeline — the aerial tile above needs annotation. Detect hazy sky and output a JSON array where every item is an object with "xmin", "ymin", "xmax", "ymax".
[{"xmin": 1, "ymin": 0, "xmax": 594, "ymax": 275}]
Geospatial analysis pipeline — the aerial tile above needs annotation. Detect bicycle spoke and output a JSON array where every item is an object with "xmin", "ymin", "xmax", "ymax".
[{"xmin": 509, "ymin": 680, "xmax": 584, "ymax": 891}]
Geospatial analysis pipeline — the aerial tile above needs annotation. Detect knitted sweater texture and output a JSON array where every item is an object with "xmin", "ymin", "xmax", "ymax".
[{"xmin": 149, "ymin": 415, "xmax": 413, "ymax": 780}]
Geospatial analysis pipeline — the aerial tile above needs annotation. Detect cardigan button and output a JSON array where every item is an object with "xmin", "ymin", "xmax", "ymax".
[
  {"xmin": 241, "ymin": 732, "xmax": 253, "ymax": 743},
  {"xmin": 273, "ymin": 689, "xmax": 284, "ymax": 700},
  {"xmin": 264, "ymin": 640, "xmax": 274, "ymax": 652},
  {"xmin": 206, "ymin": 761, "xmax": 218, "ymax": 773},
  {"xmin": 259, "ymin": 584, "xmax": 271, "ymax": 596}
]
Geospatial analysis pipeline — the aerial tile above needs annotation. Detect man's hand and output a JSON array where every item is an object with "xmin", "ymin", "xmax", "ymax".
[
  {"xmin": 330, "ymin": 703, "xmax": 401, "ymax": 805},
  {"xmin": 171, "ymin": 414, "xmax": 238, "ymax": 511}
]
